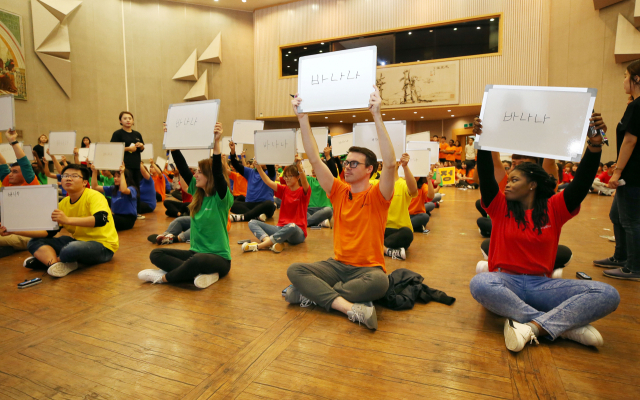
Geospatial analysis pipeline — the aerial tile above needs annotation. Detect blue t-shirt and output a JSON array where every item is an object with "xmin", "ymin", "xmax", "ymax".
[
  {"xmin": 139, "ymin": 176, "xmax": 157, "ymax": 210},
  {"xmin": 242, "ymin": 167, "xmax": 275, "ymax": 203},
  {"xmin": 104, "ymin": 185, "xmax": 137, "ymax": 216},
  {"xmin": 57, "ymin": 174, "xmax": 68, "ymax": 197}
]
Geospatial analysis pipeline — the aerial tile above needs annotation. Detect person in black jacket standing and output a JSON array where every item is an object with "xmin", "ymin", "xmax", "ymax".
[{"xmin": 111, "ymin": 111, "xmax": 145, "ymax": 188}]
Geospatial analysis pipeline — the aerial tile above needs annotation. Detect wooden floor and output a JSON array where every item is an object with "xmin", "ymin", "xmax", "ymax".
[{"xmin": 0, "ymin": 187, "xmax": 638, "ymax": 400}]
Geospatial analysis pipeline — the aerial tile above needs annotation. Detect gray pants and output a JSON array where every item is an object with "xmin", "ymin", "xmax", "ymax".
[
  {"xmin": 248, "ymin": 220, "xmax": 306, "ymax": 245},
  {"xmin": 307, "ymin": 206, "xmax": 333, "ymax": 226},
  {"xmin": 164, "ymin": 216, "xmax": 191, "ymax": 242},
  {"xmin": 287, "ymin": 258, "xmax": 389, "ymax": 312}
]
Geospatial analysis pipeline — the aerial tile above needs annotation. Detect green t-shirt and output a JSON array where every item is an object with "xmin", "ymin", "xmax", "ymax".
[
  {"xmin": 307, "ymin": 176, "xmax": 332, "ymax": 208},
  {"xmin": 432, "ymin": 171, "xmax": 443, "ymax": 187},
  {"xmin": 37, "ymin": 172, "xmax": 48, "ymax": 185},
  {"xmin": 188, "ymin": 179, "xmax": 234, "ymax": 260},
  {"xmin": 99, "ymin": 175, "xmax": 115, "ymax": 186}
]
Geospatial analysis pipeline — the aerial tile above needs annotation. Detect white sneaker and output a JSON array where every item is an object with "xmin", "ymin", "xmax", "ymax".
[
  {"xmin": 385, "ymin": 247, "xmax": 406, "ymax": 260},
  {"xmin": 23, "ymin": 256, "xmax": 34, "ymax": 267},
  {"xmin": 242, "ymin": 242, "xmax": 259, "ymax": 252},
  {"xmin": 504, "ymin": 319, "xmax": 539, "ymax": 352},
  {"xmin": 258, "ymin": 213, "xmax": 267, "ymax": 222},
  {"xmin": 347, "ymin": 303, "xmax": 378, "ymax": 330},
  {"xmin": 137, "ymin": 214, "xmax": 146, "ymax": 220},
  {"xmin": 271, "ymin": 242, "xmax": 284, "ymax": 253},
  {"xmin": 194, "ymin": 273, "xmax": 219, "ymax": 289},
  {"xmin": 476, "ymin": 260, "xmax": 489, "ymax": 274},
  {"xmin": 138, "ymin": 269, "xmax": 167, "ymax": 284},
  {"xmin": 47, "ymin": 261, "xmax": 79, "ymax": 277},
  {"xmin": 230, "ymin": 214, "xmax": 243, "ymax": 222},
  {"xmin": 320, "ymin": 219, "xmax": 332, "ymax": 228},
  {"xmin": 560, "ymin": 324, "xmax": 603, "ymax": 347},
  {"xmin": 551, "ymin": 268, "xmax": 564, "ymax": 279}
]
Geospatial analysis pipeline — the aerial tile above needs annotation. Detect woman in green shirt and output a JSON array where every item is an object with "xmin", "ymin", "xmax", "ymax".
[{"xmin": 138, "ymin": 123, "xmax": 233, "ymax": 289}]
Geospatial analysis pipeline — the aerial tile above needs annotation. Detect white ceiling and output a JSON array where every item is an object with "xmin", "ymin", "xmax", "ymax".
[{"xmin": 164, "ymin": 0, "xmax": 298, "ymax": 12}]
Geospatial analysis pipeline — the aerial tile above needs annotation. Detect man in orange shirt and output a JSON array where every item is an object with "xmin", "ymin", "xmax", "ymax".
[
  {"xmin": 439, "ymin": 136, "xmax": 448, "ymax": 163},
  {"xmin": 285, "ymin": 87, "xmax": 395, "ymax": 330}
]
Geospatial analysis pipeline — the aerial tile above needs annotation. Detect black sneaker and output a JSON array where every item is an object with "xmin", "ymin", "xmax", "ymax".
[
  {"xmin": 23, "ymin": 256, "xmax": 47, "ymax": 270},
  {"xmin": 593, "ymin": 257, "xmax": 626, "ymax": 268},
  {"xmin": 603, "ymin": 267, "xmax": 640, "ymax": 281}
]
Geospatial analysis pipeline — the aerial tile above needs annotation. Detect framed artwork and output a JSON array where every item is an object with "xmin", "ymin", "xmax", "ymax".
[{"xmin": 0, "ymin": 8, "xmax": 26, "ymax": 100}]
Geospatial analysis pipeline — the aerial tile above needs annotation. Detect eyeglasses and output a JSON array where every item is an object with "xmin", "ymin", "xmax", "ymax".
[
  {"xmin": 61, "ymin": 174, "xmax": 83, "ymax": 179},
  {"xmin": 342, "ymin": 160, "xmax": 366, "ymax": 169}
]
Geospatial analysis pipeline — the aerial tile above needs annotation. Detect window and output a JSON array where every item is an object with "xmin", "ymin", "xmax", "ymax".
[{"xmin": 281, "ymin": 16, "xmax": 500, "ymax": 77}]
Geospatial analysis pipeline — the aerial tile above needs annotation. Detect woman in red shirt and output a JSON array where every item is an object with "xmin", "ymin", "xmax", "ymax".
[
  {"xmin": 469, "ymin": 117, "xmax": 619, "ymax": 353},
  {"xmin": 243, "ymin": 156, "xmax": 310, "ymax": 253}
]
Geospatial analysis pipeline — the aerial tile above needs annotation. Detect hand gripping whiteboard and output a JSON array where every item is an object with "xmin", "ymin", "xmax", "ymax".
[
  {"xmin": 406, "ymin": 141, "xmax": 439, "ymax": 165},
  {"xmin": 353, "ymin": 120, "xmax": 406, "ymax": 161},
  {"xmin": 297, "ymin": 46, "xmax": 378, "ymax": 113},
  {"xmin": 140, "ymin": 143, "xmax": 154, "ymax": 162},
  {"xmin": 78, "ymin": 147, "xmax": 90, "ymax": 162},
  {"xmin": 43, "ymin": 144, "xmax": 50, "ymax": 161},
  {"xmin": 0, "ymin": 185, "xmax": 59, "ymax": 231},
  {"xmin": 169, "ymin": 149, "xmax": 211, "ymax": 168},
  {"xmin": 93, "ymin": 142, "xmax": 125, "ymax": 170},
  {"xmin": 0, "ymin": 143, "xmax": 18, "ymax": 164},
  {"xmin": 477, "ymin": 85, "xmax": 597, "ymax": 162},
  {"xmin": 331, "ymin": 132, "xmax": 353, "ymax": 156},
  {"xmin": 253, "ymin": 129, "xmax": 297, "ymax": 165},
  {"xmin": 399, "ymin": 149, "xmax": 431, "ymax": 178},
  {"xmin": 0, "ymin": 94, "xmax": 15, "ymax": 131},
  {"xmin": 48, "ymin": 131, "xmax": 76, "ymax": 155},
  {"xmin": 164, "ymin": 99, "xmax": 220, "ymax": 150},
  {"xmin": 407, "ymin": 131, "xmax": 431, "ymax": 143},
  {"xmin": 296, "ymin": 127, "xmax": 328, "ymax": 154},
  {"xmin": 232, "ymin": 120, "xmax": 265, "ymax": 144},
  {"xmin": 221, "ymin": 136, "xmax": 243, "ymax": 155},
  {"xmin": 155, "ymin": 156, "xmax": 167, "ymax": 172}
]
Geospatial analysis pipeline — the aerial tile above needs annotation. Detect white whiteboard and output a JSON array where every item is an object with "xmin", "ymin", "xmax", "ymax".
[
  {"xmin": 232, "ymin": 120, "xmax": 265, "ymax": 144},
  {"xmin": 297, "ymin": 46, "xmax": 377, "ymax": 113},
  {"xmin": 353, "ymin": 120, "xmax": 406, "ymax": 161},
  {"xmin": 43, "ymin": 144, "xmax": 50, "ymax": 161},
  {"xmin": 155, "ymin": 156, "xmax": 166, "ymax": 172},
  {"xmin": 407, "ymin": 131, "xmax": 431, "ymax": 143},
  {"xmin": 296, "ymin": 127, "xmax": 329, "ymax": 154},
  {"xmin": 0, "ymin": 185, "xmax": 59, "ymax": 231},
  {"xmin": 78, "ymin": 148, "xmax": 89, "ymax": 162},
  {"xmin": 477, "ymin": 85, "xmax": 596, "ymax": 162},
  {"xmin": 221, "ymin": 136, "xmax": 243, "ymax": 155},
  {"xmin": 406, "ymin": 141, "xmax": 439, "ymax": 165},
  {"xmin": 140, "ymin": 143, "xmax": 154, "ymax": 162},
  {"xmin": 0, "ymin": 94, "xmax": 15, "ymax": 131},
  {"xmin": 169, "ymin": 149, "xmax": 211, "ymax": 168},
  {"xmin": 253, "ymin": 129, "xmax": 297, "ymax": 165},
  {"xmin": 93, "ymin": 142, "xmax": 125, "ymax": 170},
  {"xmin": 0, "ymin": 143, "xmax": 17, "ymax": 164},
  {"xmin": 164, "ymin": 99, "xmax": 220, "ymax": 150},
  {"xmin": 399, "ymin": 150, "xmax": 431, "ymax": 178},
  {"xmin": 331, "ymin": 132, "xmax": 353, "ymax": 156},
  {"xmin": 302, "ymin": 159, "xmax": 313, "ymax": 176},
  {"xmin": 48, "ymin": 131, "xmax": 76, "ymax": 155},
  {"xmin": 23, "ymin": 145, "xmax": 34, "ymax": 161},
  {"xmin": 88, "ymin": 143, "xmax": 96, "ymax": 162}
]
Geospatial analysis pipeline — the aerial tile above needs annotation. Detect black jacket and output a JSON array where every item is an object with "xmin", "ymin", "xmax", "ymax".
[{"xmin": 376, "ymin": 268, "xmax": 456, "ymax": 310}]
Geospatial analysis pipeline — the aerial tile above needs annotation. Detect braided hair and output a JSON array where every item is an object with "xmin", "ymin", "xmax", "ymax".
[{"xmin": 505, "ymin": 162, "xmax": 557, "ymax": 235}]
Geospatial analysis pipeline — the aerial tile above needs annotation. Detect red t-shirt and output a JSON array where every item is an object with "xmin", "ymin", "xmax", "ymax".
[
  {"xmin": 275, "ymin": 184, "xmax": 311, "ymax": 237},
  {"xmin": 562, "ymin": 172, "xmax": 573, "ymax": 183},
  {"xmin": 182, "ymin": 187, "xmax": 192, "ymax": 203},
  {"xmin": 597, "ymin": 171, "xmax": 612, "ymax": 184},
  {"xmin": 482, "ymin": 191, "xmax": 578, "ymax": 276}
]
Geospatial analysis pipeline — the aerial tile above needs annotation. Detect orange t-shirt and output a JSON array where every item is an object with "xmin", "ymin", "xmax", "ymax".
[
  {"xmin": 408, "ymin": 182, "xmax": 432, "ymax": 215},
  {"xmin": 152, "ymin": 174, "xmax": 166, "ymax": 201},
  {"xmin": 329, "ymin": 178, "xmax": 391, "ymax": 271},
  {"xmin": 466, "ymin": 168, "xmax": 476, "ymax": 185},
  {"xmin": 445, "ymin": 146, "xmax": 456, "ymax": 162},
  {"xmin": 454, "ymin": 146, "xmax": 462, "ymax": 161},
  {"xmin": 439, "ymin": 143, "xmax": 448, "ymax": 159},
  {"xmin": 2, "ymin": 176, "xmax": 39, "ymax": 187},
  {"xmin": 228, "ymin": 171, "xmax": 247, "ymax": 197}
]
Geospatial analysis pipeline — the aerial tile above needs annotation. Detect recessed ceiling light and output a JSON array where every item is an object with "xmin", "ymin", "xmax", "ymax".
[
  {"xmin": 365, "ymin": 119, "xmax": 368, "ymax": 121},
  {"xmin": 288, "ymin": 51, "xmax": 291, "ymax": 53},
  {"xmin": 477, "ymin": 27, "xmax": 481, "ymax": 30},
  {"xmin": 380, "ymin": 61, "xmax": 385, "ymax": 66},
  {"xmin": 382, "ymin": 113, "xmax": 385, "ymax": 115},
  {"xmin": 453, "ymin": 27, "xmax": 457, "ymax": 31},
  {"xmin": 413, "ymin": 111, "xmax": 417, "ymax": 114},
  {"xmin": 429, "ymin": 30, "xmax": 433, "ymax": 32},
  {"xmin": 352, "ymin": 115, "xmax": 356, "ymax": 117},
  {"xmin": 319, "ymin": 50, "xmax": 322, "ymax": 53},
  {"xmin": 340, "ymin": 120, "xmax": 343, "ymax": 123},
  {"xmin": 490, "ymin": 18, "xmax": 495, "ymax": 21},
  {"xmin": 421, "ymin": 116, "xmax": 424, "ymax": 119},
  {"xmin": 304, "ymin": 47, "xmax": 307, "ymax": 49},
  {"xmin": 287, "ymin": 66, "xmax": 290, "ymax": 68},
  {"xmin": 242, "ymin": 0, "xmax": 246, "ymax": 2},
  {"xmin": 447, "ymin": 110, "xmax": 451, "ymax": 112},
  {"xmin": 295, "ymin": 69, "xmax": 297, "ymax": 71},
  {"xmin": 285, "ymin": 54, "xmax": 288, "ymax": 56},
  {"xmin": 294, "ymin": 59, "xmax": 297, "ymax": 61},
  {"xmin": 321, "ymin": 42, "xmax": 324, "ymax": 45},
  {"xmin": 451, "ymin": 115, "xmax": 455, "ymax": 117},
  {"xmin": 392, "ymin": 118, "xmax": 396, "ymax": 120},
  {"xmin": 325, "ymin": 117, "xmax": 328, "ymax": 119},
  {"xmin": 408, "ymin": 32, "xmax": 412, "ymax": 35}
]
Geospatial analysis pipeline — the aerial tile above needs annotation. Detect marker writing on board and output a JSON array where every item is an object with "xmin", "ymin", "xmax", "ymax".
[{"xmin": 290, "ymin": 94, "xmax": 296, "ymax": 98}]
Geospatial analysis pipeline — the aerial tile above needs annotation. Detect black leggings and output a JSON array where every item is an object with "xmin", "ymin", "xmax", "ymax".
[
  {"xmin": 477, "ymin": 217, "xmax": 492, "ymax": 237},
  {"xmin": 113, "ymin": 214, "xmax": 136, "ymax": 231},
  {"xmin": 164, "ymin": 200, "xmax": 191, "ymax": 217},
  {"xmin": 476, "ymin": 199, "xmax": 488, "ymax": 218},
  {"xmin": 480, "ymin": 239, "xmax": 573, "ymax": 270},
  {"xmin": 138, "ymin": 202, "xmax": 154, "ymax": 214},
  {"xmin": 231, "ymin": 200, "xmax": 276, "ymax": 220},
  {"xmin": 149, "ymin": 248, "xmax": 231, "ymax": 283},
  {"xmin": 156, "ymin": 192, "xmax": 162, "ymax": 202},
  {"xmin": 384, "ymin": 227, "xmax": 414, "ymax": 249}
]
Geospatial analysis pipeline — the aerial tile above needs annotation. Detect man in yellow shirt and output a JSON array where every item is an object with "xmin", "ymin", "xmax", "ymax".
[
  {"xmin": 0, "ymin": 164, "xmax": 118, "ymax": 277},
  {"xmin": 384, "ymin": 153, "xmax": 418, "ymax": 260}
]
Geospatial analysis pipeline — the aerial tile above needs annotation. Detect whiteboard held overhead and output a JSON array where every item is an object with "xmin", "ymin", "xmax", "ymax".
[
  {"xmin": 88, "ymin": 143, "xmax": 96, "ymax": 162},
  {"xmin": 477, "ymin": 85, "xmax": 597, "ymax": 162},
  {"xmin": 406, "ymin": 141, "xmax": 439, "ymax": 165},
  {"xmin": 0, "ymin": 94, "xmax": 15, "ymax": 131},
  {"xmin": 0, "ymin": 143, "xmax": 17, "ymax": 164},
  {"xmin": 93, "ymin": 142, "xmax": 125, "ymax": 171},
  {"xmin": 353, "ymin": 120, "xmax": 406, "ymax": 161},
  {"xmin": 253, "ymin": 129, "xmax": 297, "ymax": 165},
  {"xmin": 48, "ymin": 131, "xmax": 76, "ymax": 155},
  {"xmin": 140, "ymin": 143, "xmax": 154, "ymax": 162},
  {"xmin": 232, "ymin": 120, "xmax": 264, "ymax": 144},
  {"xmin": 221, "ymin": 136, "xmax": 242, "ymax": 156},
  {"xmin": 297, "ymin": 46, "xmax": 377, "ymax": 113},
  {"xmin": 296, "ymin": 127, "xmax": 328, "ymax": 154},
  {"xmin": 164, "ymin": 99, "xmax": 220, "ymax": 150},
  {"xmin": 78, "ymin": 147, "xmax": 89, "ymax": 162},
  {"xmin": 398, "ymin": 149, "xmax": 431, "ymax": 178},
  {"xmin": 23, "ymin": 145, "xmax": 34, "ymax": 161},
  {"xmin": 155, "ymin": 156, "xmax": 166, "ymax": 172},
  {"xmin": 331, "ymin": 132, "xmax": 353, "ymax": 156},
  {"xmin": 407, "ymin": 131, "xmax": 432, "ymax": 143},
  {"xmin": 0, "ymin": 185, "xmax": 59, "ymax": 231}
]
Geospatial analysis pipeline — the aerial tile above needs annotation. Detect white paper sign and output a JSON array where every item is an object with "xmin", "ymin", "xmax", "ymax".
[
  {"xmin": 407, "ymin": 131, "xmax": 431, "ymax": 143},
  {"xmin": 406, "ymin": 141, "xmax": 439, "ymax": 165},
  {"xmin": 477, "ymin": 85, "xmax": 596, "ymax": 162},
  {"xmin": 88, "ymin": 143, "xmax": 96, "ymax": 162},
  {"xmin": 296, "ymin": 127, "xmax": 329, "ymax": 154},
  {"xmin": 93, "ymin": 142, "xmax": 125, "ymax": 170},
  {"xmin": 302, "ymin": 159, "xmax": 313, "ymax": 176},
  {"xmin": 0, "ymin": 94, "xmax": 15, "ymax": 131},
  {"xmin": 140, "ymin": 143, "xmax": 154, "ymax": 162},
  {"xmin": 0, "ymin": 185, "xmax": 59, "ymax": 231},
  {"xmin": 253, "ymin": 129, "xmax": 297, "ymax": 165},
  {"xmin": 164, "ymin": 99, "xmax": 220, "ymax": 150},
  {"xmin": 331, "ymin": 132, "xmax": 353, "ymax": 156},
  {"xmin": 398, "ymin": 149, "xmax": 431, "ymax": 178},
  {"xmin": 78, "ymin": 148, "xmax": 90, "ymax": 162},
  {"xmin": 43, "ymin": 144, "xmax": 50, "ymax": 161},
  {"xmin": 232, "ymin": 120, "xmax": 265, "ymax": 144},
  {"xmin": 0, "ymin": 143, "xmax": 17, "ymax": 164},
  {"xmin": 297, "ymin": 46, "xmax": 377, "ymax": 113},
  {"xmin": 221, "ymin": 136, "xmax": 242, "ymax": 155},
  {"xmin": 48, "ymin": 131, "xmax": 76, "ymax": 155},
  {"xmin": 353, "ymin": 120, "xmax": 406, "ymax": 161},
  {"xmin": 169, "ymin": 149, "xmax": 211, "ymax": 168},
  {"xmin": 155, "ymin": 156, "xmax": 166, "ymax": 172},
  {"xmin": 23, "ymin": 145, "xmax": 34, "ymax": 161}
]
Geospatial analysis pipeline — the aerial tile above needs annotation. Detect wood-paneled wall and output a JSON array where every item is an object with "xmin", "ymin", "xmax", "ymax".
[
  {"xmin": 1, "ymin": 0, "xmax": 254, "ymax": 151},
  {"xmin": 254, "ymin": 0, "xmax": 550, "ymax": 119}
]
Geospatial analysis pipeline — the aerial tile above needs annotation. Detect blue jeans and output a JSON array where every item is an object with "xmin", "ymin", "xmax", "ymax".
[
  {"xmin": 410, "ymin": 213, "xmax": 430, "ymax": 232},
  {"xmin": 27, "ymin": 236, "xmax": 114, "ymax": 266},
  {"xmin": 470, "ymin": 273, "xmax": 619, "ymax": 340},
  {"xmin": 610, "ymin": 185, "xmax": 640, "ymax": 272},
  {"xmin": 248, "ymin": 220, "xmax": 306, "ymax": 245},
  {"xmin": 165, "ymin": 216, "xmax": 191, "ymax": 242},
  {"xmin": 307, "ymin": 207, "xmax": 333, "ymax": 226}
]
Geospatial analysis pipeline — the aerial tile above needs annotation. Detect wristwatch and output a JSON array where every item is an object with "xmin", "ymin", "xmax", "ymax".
[
  {"xmin": 587, "ymin": 140, "xmax": 603, "ymax": 147},
  {"xmin": 9, "ymin": 140, "xmax": 19, "ymax": 146}
]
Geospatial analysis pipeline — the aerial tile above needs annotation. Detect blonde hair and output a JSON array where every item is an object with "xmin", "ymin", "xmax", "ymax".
[{"xmin": 188, "ymin": 158, "xmax": 230, "ymax": 215}]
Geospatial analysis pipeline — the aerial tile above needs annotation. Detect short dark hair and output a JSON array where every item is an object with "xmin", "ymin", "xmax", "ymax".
[
  {"xmin": 347, "ymin": 146, "xmax": 378, "ymax": 178},
  {"xmin": 605, "ymin": 161, "xmax": 615, "ymax": 168},
  {"xmin": 62, "ymin": 163, "xmax": 90, "ymax": 181},
  {"xmin": 283, "ymin": 164, "xmax": 300, "ymax": 177},
  {"xmin": 119, "ymin": 111, "xmax": 134, "ymax": 123},
  {"xmin": 502, "ymin": 160, "xmax": 512, "ymax": 168},
  {"xmin": 432, "ymin": 135, "xmax": 439, "ymax": 138}
]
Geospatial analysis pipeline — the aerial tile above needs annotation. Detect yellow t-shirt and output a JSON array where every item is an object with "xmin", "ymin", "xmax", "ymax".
[
  {"xmin": 386, "ymin": 178, "xmax": 416, "ymax": 230},
  {"xmin": 58, "ymin": 188, "xmax": 119, "ymax": 253}
]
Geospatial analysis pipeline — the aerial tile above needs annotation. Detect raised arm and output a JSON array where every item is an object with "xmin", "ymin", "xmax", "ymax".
[
  {"xmin": 5, "ymin": 129, "xmax": 25, "ymax": 159},
  {"xmin": 170, "ymin": 150, "xmax": 193, "ymax": 187},
  {"xmin": 117, "ymin": 163, "xmax": 132, "ymax": 195},
  {"xmin": 228, "ymin": 140, "xmax": 246, "ymax": 176},
  {"xmin": 542, "ymin": 158, "xmax": 558, "ymax": 182},
  {"xmin": 426, "ymin": 178, "xmax": 435, "ymax": 199},
  {"xmin": 369, "ymin": 86, "xmax": 396, "ymax": 201},
  {"xmin": 253, "ymin": 160, "xmax": 278, "ymax": 191},
  {"xmin": 50, "ymin": 150, "xmax": 64, "ymax": 174},
  {"xmin": 140, "ymin": 161, "xmax": 151, "ymax": 180},
  {"xmin": 211, "ymin": 122, "xmax": 228, "ymax": 199},
  {"xmin": 400, "ymin": 153, "xmax": 418, "ymax": 196},
  {"xmin": 473, "ymin": 119, "xmax": 499, "ymax": 207},
  {"xmin": 295, "ymin": 154, "xmax": 310, "ymax": 194},
  {"xmin": 90, "ymin": 164, "xmax": 105, "ymax": 193},
  {"xmin": 492, "ymin": 151, "xmax": 506, "ymax": 183},
  {"xmin": 73, "ymin": 148, "xmax": 80, "ymax": 164}
]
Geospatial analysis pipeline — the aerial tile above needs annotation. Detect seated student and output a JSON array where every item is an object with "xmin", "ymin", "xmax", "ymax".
[
  {"xmin": 164, "ymin": 168, "xmax": 193, "ymax": 217},
  {"xmin": 469, "ymin": 116, "xmax": 620, "ymax": 352},
  {"xmin": 5, "ymin": 163, "xmax": 118, "ymax": 277},
  {"xmin": 148, "ymin": 159, "xmax": 166, "ymax": 202},
  {"xmin": 558, "ymin": 162, "xmax": 574, "ymax": 191},
  {"xmin": 284, "ymin": 89, "xmax": 393, "ymax": 331},
  {"xmin": 409, "ymin": 176, "xmax": 436, "ymax": 233},
  {"xmin": 90, "ymin": 163, "xmax": 138, "ymax": 231},
  {"xmin": 139, "ymin": 124, "xmax": 233, "ymax": 289},
  {"xmin": 592, "ymin": 161, "xmax": 615, "ymax": 196},
  {"xmin": 225, "ymin": 154, "xmax": 248, "ymax": 201},
  {"xmin": 31, "ymin": 152, "xmax": 48, "ymax": 184},
  {"xmin": 228, "ymin": 140, "xmax": 277, "ymax": 222},
  {"xmin": 383, "ymin": 154, "xmax": 418, "ymax": 260},
  {"xmin": 0, "ymin": 129, "xmax": 39, "ymax": 257},
  {"xmin": 138, "ymin": 162, "xmax": 157, "ymax": 214},
  {"xmin": 243, "ymin": 156, "xmax": 311, "ymax": 253}
]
